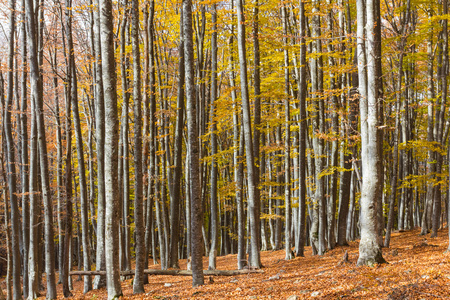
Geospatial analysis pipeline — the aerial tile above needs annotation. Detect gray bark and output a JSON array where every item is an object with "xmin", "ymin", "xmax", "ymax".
[
  {"xmin": 131, "ymin": 0, "xmax": 145, "ymax": 291},
  {"xmin": 296, "ymin": 0, "xmax": 307, "ymax": 257},
  {"xmin": 236, "ymin": 0, "xmax": 261, "ymax": 268},
  {"xmin": 67, "ymin": 0, "xmax": 92, "ymax": 289},
  {"xmin": 25, "ymin": 0, "xmax": 58, "ymax": 293},
  {"xmin": 99, "ymin": 0, "xmax": 123, "ymax": 293},
  {"xmin": 310, "ymin": 0, "xmax": 326, "ymax": 256},
  {"xmin": 169, "ymin": 9, "xmax": 184, "ymax": 270},
  {"xmin": 282, "ymin": 4, "xmax": 292, "ymax": 260},
  {"xmin": 20, "ymin": 4, "xmax": 29, "ymax": 295},
  {"xmin": 208, "ymin": 3, "xmax": 219, "ymax": 271},
  {"xmin": 184, "ymin": 0, "xmax": 205, "ymax": 286},
  {"xmin": 93, "ymin": 0, "xmax": 106, "ymax": 288},
  {"xmin": 4, "ymin": 0, "xmax": 21, "ymax": 296},
  {"xmin": 356, "ymin": 0, "xmax": 385, "ymax": 266}
]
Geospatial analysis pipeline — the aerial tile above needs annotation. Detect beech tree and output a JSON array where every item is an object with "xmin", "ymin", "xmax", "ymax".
[
  {"xmin": 356, "ymin": 0, "xmax": 385, "ymax": 266},
  {"xmin": 183, "ymin": 0, "xmax": 204, "ymax": 287}
]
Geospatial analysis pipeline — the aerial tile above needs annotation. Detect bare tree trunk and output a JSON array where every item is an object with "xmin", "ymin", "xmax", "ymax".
[
  {"xmin": 5, "ymin": 0, "xmax": 21, "ymax": 295},
  {"xmin": 357, "ymin": 0, "xmax": 386, "ymax": 266},
  {"xmin": 27, "ymin": 86, "xmax": 39, "ymax": 300},
  {"xmin": 421, "ymin": 16, "xmax": 435, "ymax": 236},
  {"xmin": 93, "ymin": 0, "xmax": 106, "ymax": 288},
  {"xmin": 130, "ymin": 0, "xmax": 145, "ymax": 291},
  {"xmin": 20, "ymin": 3, "xmax": 29, "ymax": 294},
  {"xmin": 119, "ymin": 4, "xmax": 131, "ymax": 273},
  {"xmin": 66, "ymin": 0, "xmax": 92, "ymax": 290},
  {"xmin": 169, "ymin": 8, "xmax": 184, "ymax": 270},
  {"xmin": 184, "ymin": 0, "xmax": 205, "ymax": 286},
  {"xmin": 432, "ymin": 0, "xmax": 447, "ymax": 238},
  {"xmin": 296, "ymin": 0, "xmax": 307, "ymax": 257},
  {"xmin": 25, "ymin": 0, "xmax": 57, "ymax": 294},
  {"xmin": 99, "ymin": 0, "xmax": 123, "ymax": 294},
  {"xmin": 310, "ymin": 0, "xmax": 326, "ymax": 256},
  {"xmin": 327, "ymin": 0, "xmax": 339, "ymax": 250},
  {"xmin": 282, "ymin": 4, "xmax": 292, "ymax": 260},
  {"xmin": 252, "ymin": 0, "xmax": 262, "ymax": 266},
  {"xmin": 208, "ymin": 3, "xmax": 219, "ymax": 271},
  {"xmin": 236, "ymin": 0, "xmax": 261, "ymax": 268}
]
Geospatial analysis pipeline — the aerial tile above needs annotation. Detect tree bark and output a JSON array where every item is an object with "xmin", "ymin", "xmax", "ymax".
[
  {"xmin": 93, "ymin": 0, "xmax": 107, "ymax": 288},
  {"xmin": 4, "ymin": 0, "xmax": 21, "ymax": 296},
  {"xmin": 236, "ymin": 0, "xmax": 261, "ymax": 268},
  {"xmin": 184, "ymin": 0, "xmax": 205, "ymax": 286},
  {"xmin": 130, "ymin": 0, "xmax": 145, "ymax": 291},
  {"xmin": 296, "ymin": 0, "xmax": 307, "ymax": 257},
  {"xmin": 99, "ymin": 0, "xmax": 123, "ymax": 294},
  {"xmin": 66, "ymin": 0, "xmax": 92, "ymax": 290},
  {"xmin": 357, "ymin": 0, "xmax": 386, "ymax": 266},
  {"xmin": 208, "ymin": 3, "xmax": 219, "ymax": 271}
]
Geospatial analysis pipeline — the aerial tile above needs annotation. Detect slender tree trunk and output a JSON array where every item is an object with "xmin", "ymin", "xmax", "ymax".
[
  {"xmin": 252, "ymin": 0, "xmax": 262, "ymax": 266},
  {"xmin": 184, "ymin": 0, "xmax": 205, "ymax": 286},
  {"xmin": 131, "ymin": 0, "xmax": 145, "ymax": 291},
  {"xmin": 20, "ymin": 4, "xmax": 29, "ymax": 295},
  {"xmin": 169, "ymin": 8, "xmax": 184, "ymax": 270},
  {"xmin": 310, "ymin": 0, "xmax": 326, "ymax": 256},
  {"xmin": 99, "ymin": 0, "xmax": 123, "ymax": 294},
  {"xmin": 421, "ymin": 17, "xmax": 435, "ymax": 236},
  {"xmin": 25, "ymin": 0, "xmax": 57, "ymax": 293},
  {"xmin": 282, "ymin": 4, "xmax": 292, "ymax": 260},
  {"xmin": 236, "ymin": 0, "xmax": 261, "ymax": 268},
  {"xmin": 296, "ymin": 0, "xmax": 307, "ymax": 257},
  {"xmin": 208, "ymin": 3, "xmax": 219, "ymax": 271},
  {"xmin": 327, "ymin": 0, "xmax": 339, "ymax": 250},
  {"xmin": 432, "ymin": 0, "xmax": 447, "ymax": 238},
  {"xmin": 93, "ymin": 0, "xmax": 106, "ymax": 288},
  {"xmin": 67, "ymin": 0, "xmax": 92, "ymax": 290},
  {"xmin": 5, "ymin": 0, "xmax": 21, "ymax": 296}
]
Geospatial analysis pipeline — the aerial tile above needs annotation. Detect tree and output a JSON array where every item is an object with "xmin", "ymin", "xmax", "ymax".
[
  {"xmin": 99, "ymin": 0, "xmax": 123, "ymax": 294},
  {"xmin": 296, "ymin": 0, "xmax": 307, "ymax": 257},
  {"xmin": 183, "ymin": 0, "xmax": 204, "ymax": 287},
  {"xmin": 25, "ymin": 0, "xmax": 58, "ymax": 294},
  {"xmin": 356, "ymin": 0, "xmax": 386, "ymax": 266},
  {"xmin": 66, "ymin": 0, "xmax": 92, "ymax": 291},
  {"xmin": 4, "ymin": 0, "xmax": 21, "ymax": 296},
  {"xmin": 208, "ymin": 2, "xmax": 219, "ymax": 271},
  {"xmin": 131, "ymin": 0, "xmax": 145, "ymax": 292},
  {"xmin": 236, "ymin": 0, "xmax": 261, "ymax": 269}
]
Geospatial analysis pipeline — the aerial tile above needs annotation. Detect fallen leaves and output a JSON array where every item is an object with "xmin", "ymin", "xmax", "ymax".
[{"xmin": 19, "ymin": 228, "xmax": 450, "ymax": 299}]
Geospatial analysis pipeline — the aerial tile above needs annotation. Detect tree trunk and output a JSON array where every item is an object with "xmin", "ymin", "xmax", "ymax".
[
  {"xmin": 93, "ymin": 0, "xmax": 106, "ymax": 288},
  {"xmin": 4, "ymin": 0, "xmax": 21, "ymax": 296},
  {"xmin": 184, "ymin": 0, "xmax": 205, "ymax": 286},
  {"xmin": 252, "ymin": 0, "xmax": 262, "ymax": 266},
  {"xmin": 20, "ymin": 4, "xmax": 29, "ymax": 295},
  {"xmin": 66, "ymin": 0, "xmax": 92, "ymax": 290},
  {"xmin": 208, "ymin": 3, "xmax": 219, "ymax": 271},
  {"xmin": 25, "ymin": 0, "xmax": 57, "ymax": 293},
  {"xmin": 282, "ymin": 4, "xmax": 292, "ymax": 260},
  {"xmin": 236, "ymin": 0, "xmax": 261, "ymax": 268},
  {"xmin": 99, "ymin": 0, "xmax": 123, "ymax": 294},
  {"xmin": 130, "ymin": 0, "xmax": 145, "ymax": 291},
  {"xmin": 296, "ymin": 0, "xmax": 307, "ymax": 257},
  {"xmin": 356, "ymin": 0, "xmax": 386, "ymax": 266},
  {"xmin": 169, "ymin": 8, "xmax": 184, "ymax": 270}
]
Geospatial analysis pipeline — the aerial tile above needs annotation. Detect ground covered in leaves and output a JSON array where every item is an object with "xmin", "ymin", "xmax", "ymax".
[{"xmin": 15, "ymin": 229, "xmax": 450, "ymax": 299}]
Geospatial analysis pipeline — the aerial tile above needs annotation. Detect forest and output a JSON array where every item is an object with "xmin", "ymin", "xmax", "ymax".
[{"xmin": 1, "ymin": 0, "xmax": 450, "ymax": 298}]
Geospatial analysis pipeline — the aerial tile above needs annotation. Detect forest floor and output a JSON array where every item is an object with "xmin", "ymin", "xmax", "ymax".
[{"xmin": 8, "ymin": 228, "xmax": 450, "ymax": 299}]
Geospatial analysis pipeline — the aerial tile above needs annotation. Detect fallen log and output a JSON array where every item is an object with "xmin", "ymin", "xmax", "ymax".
[{"xmin": 69, "ymin": 269, "xmax": 263, "ymax": 277}]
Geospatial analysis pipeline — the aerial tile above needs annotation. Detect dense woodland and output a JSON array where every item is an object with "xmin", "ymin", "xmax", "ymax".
[{"xmin": 1, "ymin": 0, "xmax": 450, "ymax": 298}]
